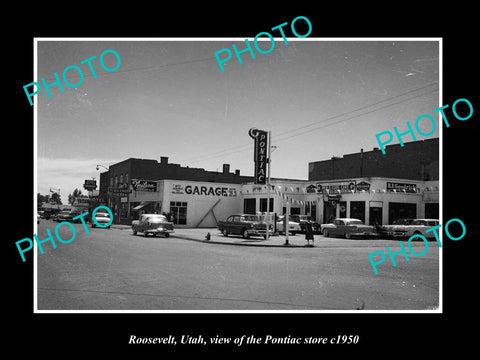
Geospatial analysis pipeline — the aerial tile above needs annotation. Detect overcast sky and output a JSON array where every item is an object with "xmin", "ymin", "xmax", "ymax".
[{"xmin": 36, "ymin": 39, "xmax": 439, "ymax": 199}]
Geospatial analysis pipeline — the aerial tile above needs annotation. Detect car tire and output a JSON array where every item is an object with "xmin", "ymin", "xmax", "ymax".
[
  {"xmin": 242, "ymin": 228, "xmax": 250, "ymax": 239},
  {"xmin": 324, "ymin": 229, "xmax": 329, "ymax": 237},
  {"xmin": 144, "ymin": 232, "xmax": 148, "ymax": 237},
  {"xmin": 345, "ymin": 232, "xmax": 351, "ymax": 239},
  {"xmin": 222, "ymin": 229, "xmax": 228, "ymax": 237},
  {"xmin": 91, "ymin": 223, "xmax": 96, "ymax": 228},
  {"xmin": 165, "ymin": 233, "xmax": 170, "ymax": 238},
  {"xmin": 132, "ymin": 228, "xmax": 137, "ymax": 235}
]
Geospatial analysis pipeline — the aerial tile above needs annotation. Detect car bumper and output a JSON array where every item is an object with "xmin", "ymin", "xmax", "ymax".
[
  {"xmin": 148, "ymin": 228, "xmax": 174, "ymax": 234},
  {"xmin": 247, "ymin": 229, "xmax": 273, "ymax": 236}
]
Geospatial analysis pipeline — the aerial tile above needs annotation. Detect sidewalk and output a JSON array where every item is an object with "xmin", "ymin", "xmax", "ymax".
[
  {"xmin": 111, "ymin": 224, "xmax": 314, "ymax": 247},
  {"xmin": 171, "ymin": 227, "xmax": 315, "ymax": 248}
]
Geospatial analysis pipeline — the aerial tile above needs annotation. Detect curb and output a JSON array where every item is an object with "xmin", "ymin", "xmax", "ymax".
[{"xmin": 173, "ymin": 234, "xmax": 313, "ymax": 248}]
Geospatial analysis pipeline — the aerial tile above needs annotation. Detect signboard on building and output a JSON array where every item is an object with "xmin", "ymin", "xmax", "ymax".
[
  {"xmin": 316, "ymin": 181, "xmax": 356, "ymax": 193},
  {"xmin": 386, "ymin": 182, "xmax": 417, "ymax": 193},
  {"xmin": 83, "ymin": 179, "xmax": 97, "ymax": 191},
  {"xmin": 249, "ymin": 128, "xmax": 268, "ymax": 184},
  {"xmin": 74, "ymin": 197, "xmax": 90, "ymax": 205},
  {"xmin": 108, "ymin": 187, "xmax": 132, "ymax": 196},
  {"xmin": 356, "ymin": 181, "xmax": 371, "ymax": 191},
  {"xmin": 131, "ymin": 179, "xmax": 158, "ymax": 192},
  {"xmin": 171, "ymin": 184, "xmax": 237, "ymax": 197}
]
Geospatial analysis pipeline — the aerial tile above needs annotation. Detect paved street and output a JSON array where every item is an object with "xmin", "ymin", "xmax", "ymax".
[{"xmin": 36, "ymin": 220, "xmax": 440, "ymax": 311}]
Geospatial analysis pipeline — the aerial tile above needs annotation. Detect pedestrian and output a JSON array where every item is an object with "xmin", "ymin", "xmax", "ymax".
[{"xmin": 305, "ymin": 221, "xmax": 314, "ymax": 246}]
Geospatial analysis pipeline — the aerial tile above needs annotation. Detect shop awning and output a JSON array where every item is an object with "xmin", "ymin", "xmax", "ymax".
[{"xmin": 132, "ymin": 202, "xmax": 152, "ymax": 211}]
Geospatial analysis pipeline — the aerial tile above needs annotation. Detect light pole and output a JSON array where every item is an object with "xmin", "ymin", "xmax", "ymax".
[
  {"xmin": 265, "ymin": 135, "xmax": 276, "ymax": 241},
  {"xmin": 96, "ymin": 164, "xmax": 109, "ymax": 171}
]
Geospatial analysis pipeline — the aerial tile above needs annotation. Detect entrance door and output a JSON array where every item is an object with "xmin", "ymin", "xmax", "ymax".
[
  {"xmin": 323, "ymin": 202, "xmax": 336, "ymax": 224},
  {"xmin": 170, "ymin": 201, "xmax": 187, "ymax": 225},
  {"xmin": 369, "ymin": 207, "xmax": 383, "ymax": 225}
]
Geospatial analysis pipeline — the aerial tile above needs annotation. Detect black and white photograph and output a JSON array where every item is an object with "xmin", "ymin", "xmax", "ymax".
[
  {"xmin": 6, "ymin": 6, "xmax": 477, "ymax": 355},
  {"xmin": 33, "ymin": 38, "xmax": 441, "ymax": 312}
]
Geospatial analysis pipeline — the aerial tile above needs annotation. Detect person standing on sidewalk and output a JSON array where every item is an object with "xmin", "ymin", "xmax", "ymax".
[{"xmin": 305, "ymin": 221, "xmax": 314, "ymax": 246}]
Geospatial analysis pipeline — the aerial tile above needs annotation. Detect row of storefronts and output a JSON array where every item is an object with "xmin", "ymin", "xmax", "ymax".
[{"xmin": 105, "ymin": 176, "xmax": 439, "ymax": 227}]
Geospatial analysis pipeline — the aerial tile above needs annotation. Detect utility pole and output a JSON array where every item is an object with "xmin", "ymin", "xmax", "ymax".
[{"xmin": 265, "ymin": 131, "xmax": 272, "ymax": 241}]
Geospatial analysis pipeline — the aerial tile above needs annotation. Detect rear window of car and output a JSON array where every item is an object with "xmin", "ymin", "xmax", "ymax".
[
  {"xmin": 96, "ymin": 212, "xmax": 110, "ymax": 217},
  {"xmin": 348, "ymin": 220, "xmax": 364, "ymax": 225},
  {"xmin": 146, "ymin": 215, "xmax": 166, "ymax": 221}
]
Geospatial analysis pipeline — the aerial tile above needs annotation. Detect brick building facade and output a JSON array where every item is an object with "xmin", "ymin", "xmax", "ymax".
[{"xmin": 308, "ymin": 138, "xmax": 439, "ymax": 182}]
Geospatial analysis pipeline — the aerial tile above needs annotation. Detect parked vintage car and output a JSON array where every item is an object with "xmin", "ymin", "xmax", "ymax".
[
  {"xmin": 390, "ymin": 218, "xmax": 440, "ymax": 239},
  {"xmin": 218, "ymin": 214, "xmax": 273, "ymax": 239},
  {"xmin": 378, "ymin": 218, "xmax": 415, "ymax": 237},
  {"xmin": 276, "ymin": 216, "xmax": 301, "ymax": 235},
  {"xmin": 132, "ymin": 214, "xmax": 174, "ymax": 237},
  {"xmin": 289, "ymin": 215, "xmax": 321, "ymax": 233},
  {"xmin": 92, "ymin": 211, "xmax": 112, "ymax": 229},
  {"xmin": 321, "ymin": 218, "xmax": 377, "ymax": 239},
  {"xmin": 56, "ymin": 210, "xmax": 74, "ymax": 222}
]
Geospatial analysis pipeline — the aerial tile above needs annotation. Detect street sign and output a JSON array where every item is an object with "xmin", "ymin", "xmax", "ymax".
[{"xmin": 84, "ymin": 179, "xmax": 97, "ymax": 190}]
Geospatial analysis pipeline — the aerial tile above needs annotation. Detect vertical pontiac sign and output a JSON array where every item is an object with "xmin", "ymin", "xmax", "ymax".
[{"xmin": 249, "ymin": 128, "xmax": 268, "ymax": 184}]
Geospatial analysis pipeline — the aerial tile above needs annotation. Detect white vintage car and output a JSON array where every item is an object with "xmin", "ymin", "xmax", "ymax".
[
  {"xmin": 91, "ymin": 211, "xmax": 112, "ymax": 228},
  {"xmin": 391, "ymin": 218, "xmax": 439, "ymax": 239},
  {"xmin": 276, "ymin": 216, "xmax": 301, "ymax": 235},
  {"xmin": 132, "ymin": 214, "xmax": 174, "ymax": 237},
  {"xmin": 321, "ymin": 218, "xmax": 377, "ymax": 239}
]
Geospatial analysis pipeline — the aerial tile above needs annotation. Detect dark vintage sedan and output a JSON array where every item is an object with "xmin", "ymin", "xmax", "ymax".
[
  {"xmin": 321, "ymin": 218, "xmax": 377, "ymax": 239},
  {"xmin": 132, "ymin": 214, "xmax": 174, "ymax": 237},
  {"xmin": 218, "ymin": 214, "xmax": 273, "ymax": 239},
  {"xmin": 56, "ymin": 210, "xmax": 74, "ymax": 222}
]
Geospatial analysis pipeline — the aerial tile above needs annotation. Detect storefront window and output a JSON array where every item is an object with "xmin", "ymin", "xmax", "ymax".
[
  {"xmin": 244, "ymin": 198, "xmax": 256, "ymax": 214},
  {"xmin": 259, "ymin": 198, "xmax": 274, "ymax": 212},
  {"xmin": 388, "ymin": 202, "xmax": 416, "ymax": 224},
  {"xmin": 350, "ymin": 201, "xmax": 366, "ymax": 222},
  {"xmin": 170, "ymin": 201, "xmax": 187, "ymax": 225},
  {"xmin": 425, "ymin": 203, "xmax": 439, "ymax": 219}
]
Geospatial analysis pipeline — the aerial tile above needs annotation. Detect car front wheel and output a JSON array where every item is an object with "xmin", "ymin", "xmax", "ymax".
[
  {"xmin": 242, "ymin": 229, "xmax": 250, "ymax": 239},
  {"xmin": 345, "ymin": 232, "xmax": 351, "ymax": 239},
  {"xmin": 132, "ymin": 227, "xmax": 137, "ymax": 235},
  {"xmin": 222, "ymin": 229, "xmax": 228, "ymax": 237},
  {"xmin": 323, "ymin": 229, "xmax": 329, "ymax": 237}
]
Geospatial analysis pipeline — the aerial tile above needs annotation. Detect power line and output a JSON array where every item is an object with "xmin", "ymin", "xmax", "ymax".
[
  {"xmin": 273, "ymin": 88, "xmax": 439, "ymax": 144},
  {"xmin": 179, "ymin": 83, "xmax": 438, "ymax": 164}
]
